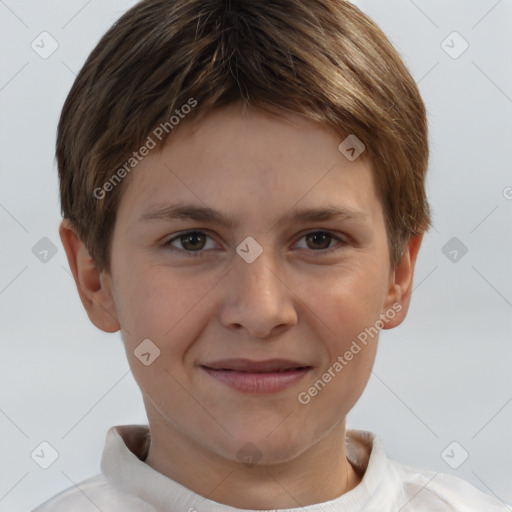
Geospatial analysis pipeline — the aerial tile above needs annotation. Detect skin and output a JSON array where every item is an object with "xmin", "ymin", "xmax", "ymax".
[{"xmin": 60, "ymin": 101, "xmax": 423, "ymax": 509}]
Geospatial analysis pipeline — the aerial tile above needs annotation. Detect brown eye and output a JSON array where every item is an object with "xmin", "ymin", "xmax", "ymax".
[
  {"xmin": 295, "ymin": 231, "xmax": 346, "ymax": 254},
  {"xmin": 179, "ymin": 232, "xmax": 206, "ymax": 251},
  {"xmin": 163, "ymin": 231, "xmax": 217, "ymax": 256},
  {"xmin": 305, "ymin": 232, "xmax": 334, "ymax": 250}
]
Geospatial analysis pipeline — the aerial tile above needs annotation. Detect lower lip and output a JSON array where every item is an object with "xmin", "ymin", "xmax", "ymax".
[{"xmin": 202, "ymin": 367, "xmax": 311, "ymax": 394}]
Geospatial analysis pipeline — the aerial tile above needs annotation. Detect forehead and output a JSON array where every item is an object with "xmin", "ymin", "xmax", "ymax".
[{"xmin": 115, "ymin": 103, "xmax": 383, "ymax": 229}]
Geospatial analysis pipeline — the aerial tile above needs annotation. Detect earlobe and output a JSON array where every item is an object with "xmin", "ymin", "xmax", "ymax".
[
  {"xmin": 59, "ymin": 219, "xmax": 120, "ymax": 333},
  {"xmin": 382, "ymin": 232, "xmax": 424, "ymax": 329}
]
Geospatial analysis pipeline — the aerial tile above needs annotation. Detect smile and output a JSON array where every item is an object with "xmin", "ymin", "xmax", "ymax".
[{"xmin": 201, "ymin": 358, "xmax": 312, "ymax": 393}]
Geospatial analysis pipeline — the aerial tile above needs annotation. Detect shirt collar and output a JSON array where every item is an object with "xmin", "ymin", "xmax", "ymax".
[{"xmin": 101, "ymin": 424, "xmax": 392, "ymax": 511}]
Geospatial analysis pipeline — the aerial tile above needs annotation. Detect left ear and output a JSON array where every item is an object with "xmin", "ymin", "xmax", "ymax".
[{"xmin": 381, "ymin": 232, "xmax": 424, "ymax": 329}]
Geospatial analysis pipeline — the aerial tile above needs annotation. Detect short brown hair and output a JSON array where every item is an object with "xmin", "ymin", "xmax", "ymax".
[{"xmin": 57, "ymin": 0, "xmax": 431, "ymax": 273}]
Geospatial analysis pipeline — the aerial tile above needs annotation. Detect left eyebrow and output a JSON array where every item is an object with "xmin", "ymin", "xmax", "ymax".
[{"xmin": 137, "ymin": 203, "xmax": 369, "ymax": 230}]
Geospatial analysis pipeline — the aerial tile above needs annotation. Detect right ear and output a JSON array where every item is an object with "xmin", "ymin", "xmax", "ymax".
[{"xmin": 59, "ymin": 219, "xmax": 120, "ymax": 333}]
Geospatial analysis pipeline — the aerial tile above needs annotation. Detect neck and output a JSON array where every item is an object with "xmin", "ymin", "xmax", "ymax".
[{"xmin": 143, "ymin": 414, "xmax": 362, "ymax": 509}]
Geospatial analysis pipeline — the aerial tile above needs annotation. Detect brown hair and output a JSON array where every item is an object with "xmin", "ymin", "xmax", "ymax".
[{"xmin": 57, "ymin": 0, "xmax": 431, "ymax": 273}]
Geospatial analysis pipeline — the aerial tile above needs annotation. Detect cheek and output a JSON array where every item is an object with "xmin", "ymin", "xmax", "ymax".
[
  {"xmin": 316, "ymin": 287, "xmax": 382, "ymax": 386},
  {"xmin": 310, "ymin": 261, "xmax": 389, "ymax": 341},
  {"xmin": 303, "ymin": 258, "xmax": 388, "ymax": 404},
  {"xmin": 114, "ymin": 265, "xmax": 218, "ymax": 395},
  {"xmin": 113, "ymin": 259, "xmax": 201, "ymax": 336},
  {"xmin": 298, "ymin": 277, "xmax": 382, "ymax": 418}
]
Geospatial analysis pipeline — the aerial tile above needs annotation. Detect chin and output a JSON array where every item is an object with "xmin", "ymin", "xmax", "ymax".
[{"xmin": 217, "ymin": 428, "xmax": 314, "ymax": 466}]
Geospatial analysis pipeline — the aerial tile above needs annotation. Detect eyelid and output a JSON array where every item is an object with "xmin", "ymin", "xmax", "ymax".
[
  {"xmin": 162, "ymin": 229, "xmax": 347, "ymax": 256},
  {"xmin": 163, "ymin": 229, "xmax": 220, "ymax": 255},
  {"xmin": 294, "ymin": 230, "xmax": 347, "ymax": 252}
]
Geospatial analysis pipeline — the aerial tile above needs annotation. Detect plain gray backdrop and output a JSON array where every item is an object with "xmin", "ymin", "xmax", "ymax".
[{"xmin": 1, "ymin": 0, "xmax": 511, "ymax": 510}]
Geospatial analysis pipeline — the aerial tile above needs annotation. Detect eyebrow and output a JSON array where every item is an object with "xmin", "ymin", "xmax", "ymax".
[{"xmin": 137, "ymin": 203, "xmax": 369, "ymax": 230}]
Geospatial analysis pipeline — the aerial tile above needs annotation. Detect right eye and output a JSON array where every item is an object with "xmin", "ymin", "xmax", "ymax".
[{"xmin": 162, "ymin": 230, "xmax": 219, "ymax": 256}]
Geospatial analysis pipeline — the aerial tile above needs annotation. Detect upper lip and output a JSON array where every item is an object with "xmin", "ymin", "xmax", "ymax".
[{"xmin": 201, "ymin": 358, "xmax": 311, "ymax": 373}]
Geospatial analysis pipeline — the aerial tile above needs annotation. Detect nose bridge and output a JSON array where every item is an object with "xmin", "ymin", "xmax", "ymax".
[
  {"xmin": 220, "ymin": 241, "xmax": 296, "ymax": 336},
  {"xmin": 235, "ymin": 244, "xmax": 283, "ymax": 302}
]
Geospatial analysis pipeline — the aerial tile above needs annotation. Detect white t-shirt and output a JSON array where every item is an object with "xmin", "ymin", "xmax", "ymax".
[{"xmin": 32, "ymin": 424, "xmax": 509, "ymax": 511}]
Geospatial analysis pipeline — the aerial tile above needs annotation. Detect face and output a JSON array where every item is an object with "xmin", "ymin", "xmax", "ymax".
[{"xmin": 98, "ymin": 102, "xmax": 408, "ymax": 464}]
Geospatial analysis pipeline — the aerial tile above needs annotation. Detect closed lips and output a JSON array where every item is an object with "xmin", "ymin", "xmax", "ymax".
[
  {"xmin": 201, "ymin": 359, "xmax": 311, "ymax": 373},
  {"xmin": 211, "ymin": 367, "xmax": 309, "ymax": 373},
  {"xmin": 201, "ymin": 359, "xmax": 312, "ymax": 394}
]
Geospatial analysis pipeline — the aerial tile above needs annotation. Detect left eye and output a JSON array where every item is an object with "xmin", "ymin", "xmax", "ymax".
[
  {"xmin": 162, "ymin": 230, "xmax": 345, "ymax": 256},
  {"xmin": 295, "ymin": 231, "xmax": 344, "ymax": 252}
]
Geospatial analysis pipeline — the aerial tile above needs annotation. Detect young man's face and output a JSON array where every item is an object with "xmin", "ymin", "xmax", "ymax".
[{"xmin": 66, "ymin": 102, "xmax": 420, "ymax": 468}]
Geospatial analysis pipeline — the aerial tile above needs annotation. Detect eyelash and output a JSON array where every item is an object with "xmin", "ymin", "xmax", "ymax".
[{"xmin": 162, "ymin": 230, "xmax": 347, "ymax": 257}]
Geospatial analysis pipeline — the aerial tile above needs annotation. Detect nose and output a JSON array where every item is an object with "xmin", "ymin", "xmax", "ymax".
[{"xmin": 218, "ymin": 247, "xmax": 298, "ymax": 338}]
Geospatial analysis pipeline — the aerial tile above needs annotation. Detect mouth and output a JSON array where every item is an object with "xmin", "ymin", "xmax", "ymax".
[{"xmin": 201, "ymin": 358, "xmax": 312, "ymax": 393}]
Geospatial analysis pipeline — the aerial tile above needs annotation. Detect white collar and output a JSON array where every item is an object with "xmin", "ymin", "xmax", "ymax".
[{"xmin": 100, "ymin": 424, "xmax": 394, "ymax": 511}]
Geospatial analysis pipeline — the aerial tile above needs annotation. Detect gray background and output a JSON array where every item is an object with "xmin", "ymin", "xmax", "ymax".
[{"xmin": 1, "ymin": 0, "xmax": 511, "ymax": 510}]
